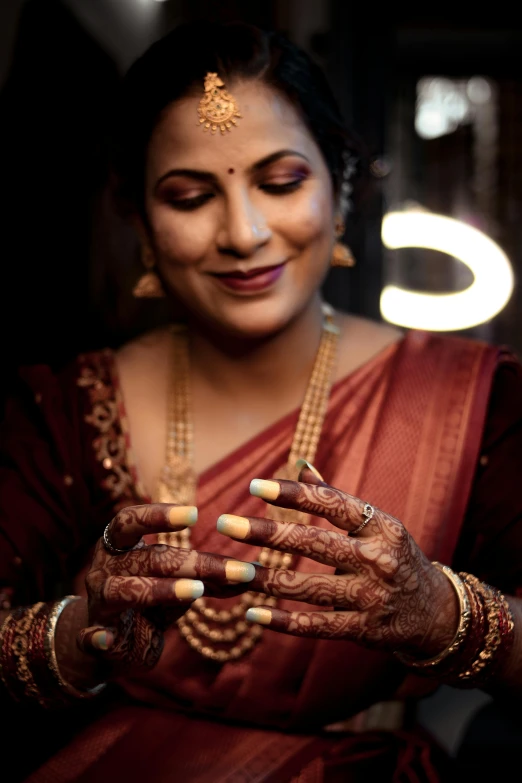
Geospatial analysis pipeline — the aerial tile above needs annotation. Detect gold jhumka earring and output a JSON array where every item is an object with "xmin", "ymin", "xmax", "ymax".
[
  {"xmin": 132, "ymin": 244, "xmax": 165, "ymax": 298},
  {"xmin": 331, "ymin": 215, "xmax": 356, "ymax": 268},
  {"xmin": 197, "ymin": 72, "xmax": 241, "ymax": 135}
]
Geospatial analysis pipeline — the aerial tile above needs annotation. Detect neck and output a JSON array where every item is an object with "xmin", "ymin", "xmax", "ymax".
[{"xmin": 187, "ymin": 294, "xmax": 326, "ymax": 403}]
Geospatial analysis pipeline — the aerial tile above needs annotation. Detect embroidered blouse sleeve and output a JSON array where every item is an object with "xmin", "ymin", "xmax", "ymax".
[
  {"xmin": 453, "ymin": 357, "xmax": 522, "ymax": 595},
  {"xmin": 0, "ymin": 354, "xmax": 136, "ymax": 605}
]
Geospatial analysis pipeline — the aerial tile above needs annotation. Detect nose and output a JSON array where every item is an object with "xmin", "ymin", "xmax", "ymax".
[{"xmin": 216, "ymin": 191, "xmax": 272, "ymax": 258}]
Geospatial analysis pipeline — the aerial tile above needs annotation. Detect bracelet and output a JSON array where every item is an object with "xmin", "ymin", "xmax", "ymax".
[
  {"xmin": 452, "ymin": 574, "xmax": 515, "ymax": 687},
  {"xmin": 0, "ymin": 610, "xmax": 16, "ymax": 699},
  {"xmin": 394, "ymin": 562, "xmax": 471, "ymax": 668},
  {"xmin": 393, "ymin": 565, "xmax": 515, "ymax": 689},
  {"xmin": 45, "ymin": 596, "xmax": 106, "ymax": 700},
  {"xmin": 0, "ymin": 597, "xmax": 106, "ymax": 708},
  {"xmin": 1, "ymin": 603, "xmax": 46, "ymax": 703}
]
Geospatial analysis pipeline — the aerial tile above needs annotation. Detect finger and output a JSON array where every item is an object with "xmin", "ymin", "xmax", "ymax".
[
  {"xmin": 249, "ymin": 479, "xmax": 384, "ymax": 536},
  {"xmin": 77, "ymin": 625, "xmax": 116, "ymax": 655},
  {"xmin": 216, "ymin": 514, "xmax": 360, "ymax": 572},
  {"xmin": 97, "ymin": 545, "xmax": 256, "ymax": 585},
  {"xmin": 245, "ymin": 606, "xmax": 364, "ymax": 640},
  {"xmin": 295, "ymin": 459, "xmax": 328, "ymax": 486},
  {"xmin": 101, "ymin": 576, "xmax": 205, "ymax": 612},
  {"xmin": 107, "ymin": 504, "xmax": 198, "ymax": 550},
  {"xmin": 248, "ymin": 566, "xmax": 364, "ymax": 608}
]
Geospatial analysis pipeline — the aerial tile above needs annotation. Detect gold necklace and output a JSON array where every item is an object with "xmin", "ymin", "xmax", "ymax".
[{"xmin": 155, "ymin": 303, "xmax": 339, "ymax": 663}]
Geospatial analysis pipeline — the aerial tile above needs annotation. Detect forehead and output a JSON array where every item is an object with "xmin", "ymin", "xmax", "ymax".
[{"xmin": 146, "ymin": 81, "xmax": 324, "ymax": 173}]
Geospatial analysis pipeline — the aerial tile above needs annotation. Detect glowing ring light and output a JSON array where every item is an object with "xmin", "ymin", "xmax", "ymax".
[{"xmin": 380, "ymin": 211, "xmax": 514, "ymax": 331}]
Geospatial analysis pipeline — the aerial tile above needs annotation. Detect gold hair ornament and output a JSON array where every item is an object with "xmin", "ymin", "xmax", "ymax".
[{"xmin": 197, "ymin": 73, "xmax": 241, "ymax": 135}]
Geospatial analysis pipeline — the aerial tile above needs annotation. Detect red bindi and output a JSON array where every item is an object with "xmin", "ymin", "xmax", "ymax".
[{"xmin": 228, "ymin": 168, "xmax": 235, "ymax": 174}]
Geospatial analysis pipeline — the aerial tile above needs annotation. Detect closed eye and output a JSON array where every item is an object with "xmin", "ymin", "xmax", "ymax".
[
  {"xmin": 168, "ymin": 193, "xmax": 215, "ymax": 211},
  {"xmin": 259, "ymin": 179, "xmax": 305, "ymax": 195}
]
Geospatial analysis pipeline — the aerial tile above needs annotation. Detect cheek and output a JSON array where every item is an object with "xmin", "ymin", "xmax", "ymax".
[
  {"xmin": 279, "ymin": 189, "xmax": 333, "ymax": 250},
  {"xmin": 149, "ymin": 208, "xmax": 213, "ymax": 266}
]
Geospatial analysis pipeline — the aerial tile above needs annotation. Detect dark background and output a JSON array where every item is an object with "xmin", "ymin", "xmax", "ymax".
[{"xmin": 0, "ymin": 2, "xmax": 521, "ymax": 774}]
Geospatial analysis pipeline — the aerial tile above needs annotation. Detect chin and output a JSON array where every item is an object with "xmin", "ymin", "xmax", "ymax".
[{"xmin": 200, "ymin": 295, "xmax": 304, "ymax": 342}]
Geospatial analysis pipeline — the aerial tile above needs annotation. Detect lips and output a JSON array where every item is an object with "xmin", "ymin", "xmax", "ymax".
[{"xmin": 210, "ymin": 262, "xmax": 286, "ymax": 293}]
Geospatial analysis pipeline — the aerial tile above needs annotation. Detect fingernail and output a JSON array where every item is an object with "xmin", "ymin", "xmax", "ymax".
[
  {"xmin": 225, "ymin": 561, "xmax": 256, "ymax": 583},
  {"xmin": 295, "ymin": 459, "xmax": 325, "ymax": 482},
  {"xmin": 169, "ymin": 506, "xmax": 198, "ymax": 528},
  {"xmin": 174, "ymin": 579, "xmax": 205, "ymax": 600},
  {"xmin": 217, "ymin": 514, "xmax": 250, "ymax": 539},
  {"xmin": 246, "ymin": 607, "xmax": 272, "ymax": 625},
  {"xmin": 92, "ymin": 629, "xmax": 114, "ymax": 651},
  {"xmin": 249, "ymin": 479, "xmax": 280, "ymax": 501}
]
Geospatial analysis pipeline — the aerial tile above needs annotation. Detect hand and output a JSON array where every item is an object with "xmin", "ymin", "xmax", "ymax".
[
  {"xmin": 216, "ymin": 466, "xmax": 459, "ymax": 659},
  {"xmin": 77, "ymin": 503, "xmax": 256, "ymax": 676}
]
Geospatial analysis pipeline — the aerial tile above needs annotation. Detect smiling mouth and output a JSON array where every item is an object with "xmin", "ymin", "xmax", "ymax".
[
  {"xmin": 209, "ymin": 262, "xmax": 287, "ymax": 293},
  {"xmin": 211, "ymin": 263, "xmax": 285, "ymax": 279}
]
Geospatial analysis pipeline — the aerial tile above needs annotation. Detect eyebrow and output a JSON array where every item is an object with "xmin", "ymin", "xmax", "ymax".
[{"xmin": 155, "ymin": 149, "xmax": 310, "ymax": 190}]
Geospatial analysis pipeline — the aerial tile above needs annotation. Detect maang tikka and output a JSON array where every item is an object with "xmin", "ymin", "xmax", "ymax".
[{"xmin": 197, "ymin": 72, "xmax": 241, "ymax": 135}]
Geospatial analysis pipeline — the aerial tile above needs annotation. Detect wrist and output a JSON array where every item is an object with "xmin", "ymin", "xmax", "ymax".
[
  {"xmin": 395, "ymin": 563, "xmax": 471, "ymax": 667},
  {"xmin": 54, "ymin": 597, "xmax": 106, "ymax": 690},
  {"xmin": 0, "ymin": 597, "xmax": 106, "ymax": 707},
  {"xmin": 418, "ymin": 563, "xmax": 461, "ymax": 658},
  {"xmin": 393, "ymin": 564, "xmax": 515, "ymax": 689}
]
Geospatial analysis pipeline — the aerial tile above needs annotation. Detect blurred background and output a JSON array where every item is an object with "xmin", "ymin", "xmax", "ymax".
[
  {"xmin": 0, "ymin": 1, "xmax": 520, "ymax": 382},
  {"xmin": 0, "ymin": 1, "xmax": 521, "ymax": 775}
]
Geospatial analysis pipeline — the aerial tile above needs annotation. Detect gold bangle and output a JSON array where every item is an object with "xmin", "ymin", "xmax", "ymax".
[
  {"xmin": 457, "ymin": 574, "xmax": 515, "ymax": 683},
  {"xmin": 394, "ymin": 562, "xmax": 471, "ymax": 668},
  {"xmin": 45, "ymin": 596, "xmax": 106, "ymax": 700}
]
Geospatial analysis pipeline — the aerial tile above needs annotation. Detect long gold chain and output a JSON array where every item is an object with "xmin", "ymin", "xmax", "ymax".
[{"xmin": 155, "ymin": 303, "xmax": 339, "ymax": 663}]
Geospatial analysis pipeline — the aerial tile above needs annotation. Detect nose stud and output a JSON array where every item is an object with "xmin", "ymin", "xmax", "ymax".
[{"xmin": 252, "ymin": 224, "xmax": 270, "ymax": 240}]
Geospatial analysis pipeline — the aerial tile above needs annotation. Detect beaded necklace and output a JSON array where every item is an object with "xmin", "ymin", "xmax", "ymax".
[{"xmin": 155, "ymin": 304, "xmax": 339, "ymax": 662}]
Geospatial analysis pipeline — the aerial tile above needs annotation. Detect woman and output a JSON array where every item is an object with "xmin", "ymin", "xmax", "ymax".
[{"xmin": 1, "ymin": 20, "xmax": 521, "ymax": 782}]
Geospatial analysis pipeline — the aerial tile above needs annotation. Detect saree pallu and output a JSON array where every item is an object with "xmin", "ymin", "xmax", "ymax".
[{"xmin": 1, "ymin": 331, "xmax": 521, "ymax": 782}]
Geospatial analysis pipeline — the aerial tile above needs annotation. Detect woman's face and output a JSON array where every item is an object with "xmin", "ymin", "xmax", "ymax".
[{"xmin": 143, "ymin": 80, "xmax": 336, "ymax": 338}]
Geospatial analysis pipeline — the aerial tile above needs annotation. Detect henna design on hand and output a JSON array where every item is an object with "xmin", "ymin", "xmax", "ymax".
[
  {"xmin": 80, "ymin": 504, "xmax": 256, "ymax": 674},
  {"xmin": 223, "ymin": 480, "xmax": 460, "ymax": 656}
]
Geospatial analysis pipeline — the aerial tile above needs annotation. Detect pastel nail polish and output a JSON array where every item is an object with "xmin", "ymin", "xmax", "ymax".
[
  {"xmin": 174, "ymin": 579, "xmax": 205, "ymax": 600},
  {"xmin": 92, "ymin": 629, "xmax": 112, "ymax": 651},
  {"xmin": 169, "ymin": 506, "xmax": 198, "ymax": 528},
  {"xmin": 216, "ymin": 514, "xmax": 250, "ymax": 539},
  {"xmin": 246, "ymin": 607, "xmax": 272, "ymax": 625},
  {"xmin": 249, "ymin": 479, "xmax": 280, "ymax": 501},
  {"xmin": 295, "ymin": 458, "xmax": 325, "ymax": 482},
  {"xmin": 225, "ymin": 561, "xmax": 256, "ymax": 583}
]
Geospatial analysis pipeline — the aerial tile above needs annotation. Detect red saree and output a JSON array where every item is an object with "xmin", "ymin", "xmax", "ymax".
[{"xmin": 1, "ymin": 331, "xmax": 522, "ymax": 782}]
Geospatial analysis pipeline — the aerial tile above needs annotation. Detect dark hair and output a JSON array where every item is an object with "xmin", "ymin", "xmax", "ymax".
[{"xmin": 111, "ymin": 21, "xmax": 363, "ymax": 213}]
